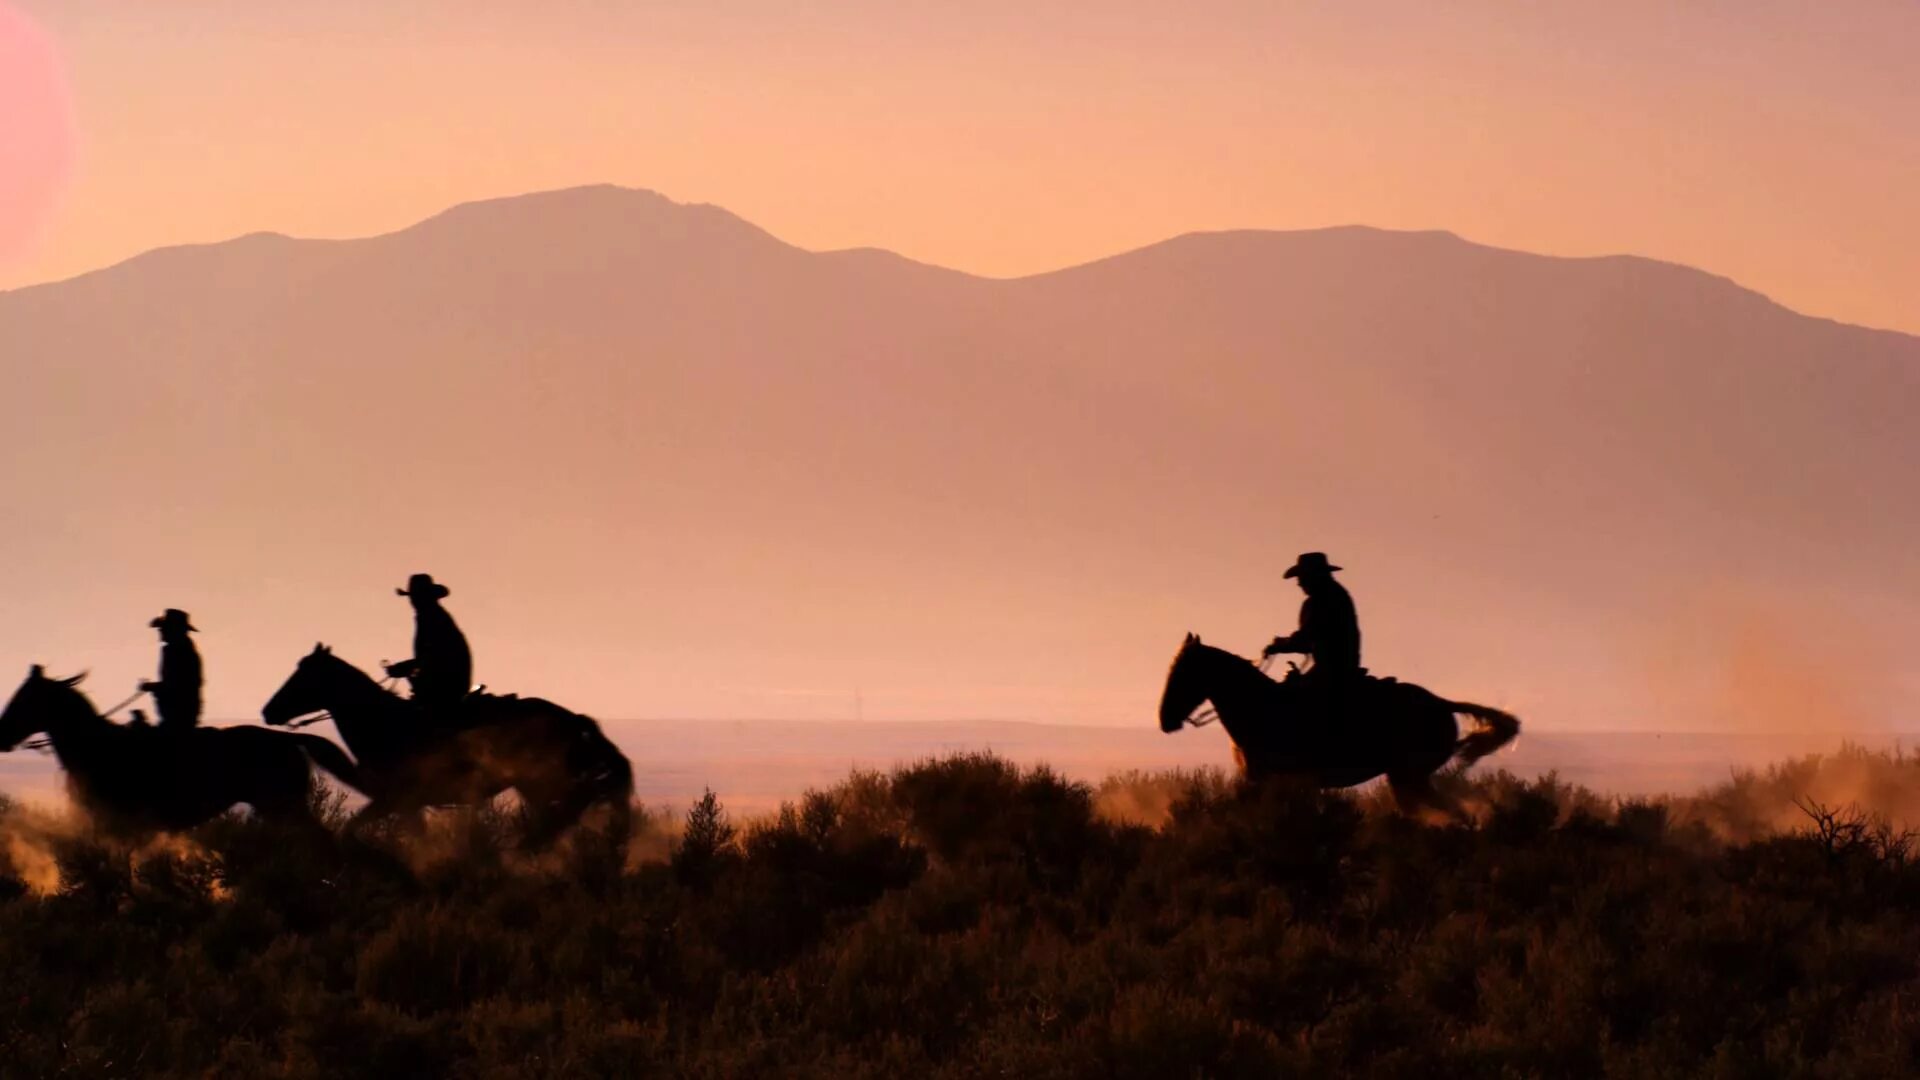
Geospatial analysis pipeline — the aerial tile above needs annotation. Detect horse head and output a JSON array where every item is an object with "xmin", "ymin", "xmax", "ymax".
[
  {"xmin": 0, "ymin": 665, "xmax": 92, "ymax": 750},
  {"xmin": 262, "ymin": 643, "xmax": 341, "ymax": 726},
  {"xmin": 1159, "ymin": 633, "xmax": 1208, "ymax": 733}
]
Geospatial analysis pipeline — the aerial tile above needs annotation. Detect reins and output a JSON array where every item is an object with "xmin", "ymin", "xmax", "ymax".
[
  {"xmin": 97, "ymin": 687, "xmax": 147, "ymax": 719},
  {"xmin": 24, "ymin": 684, "xmax": 152, "ymax": 752},
  {"xmin": 1184, "ymin": 652, "xmax": 1279, "ymax": 728},
  {"xmin": 284, "ymin": 671, "xmax": 401, "ymax": 729}
]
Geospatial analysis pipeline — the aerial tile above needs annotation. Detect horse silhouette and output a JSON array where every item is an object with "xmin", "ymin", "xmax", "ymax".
[
  {"xmin": 0, "ymin": 666, "xmax": 363, "ymax": 835},
  {"xmin": 262, "ymin": 645, "xmax": 632, "ymax": 849},
  {"xmin": 1158, "ymin": 634, "xmax": 1519, "ymax": 816}
]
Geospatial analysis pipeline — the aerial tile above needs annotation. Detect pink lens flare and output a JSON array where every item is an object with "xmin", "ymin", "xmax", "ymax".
[{"xmin": 0, "ymin": 2, "xmax": 77, "ymax": 266}]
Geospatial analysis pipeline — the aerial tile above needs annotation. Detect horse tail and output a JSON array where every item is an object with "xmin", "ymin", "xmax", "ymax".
[
  {"xmin": 1448, "ymin": 700, "xmax": 1521, "ymax": 767},
  {"xmin": 290, "ymin": 733, "xmax": 366, "ymax": 794}
]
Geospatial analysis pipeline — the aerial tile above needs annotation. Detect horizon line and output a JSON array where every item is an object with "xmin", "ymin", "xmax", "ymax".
[{"xmin": 169, "ymin": 713, "xmax": 1920, "ymax": 739}]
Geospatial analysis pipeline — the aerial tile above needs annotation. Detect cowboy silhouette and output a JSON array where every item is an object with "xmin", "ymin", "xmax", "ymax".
[
  {"xmin": 1262, "ymin": 552, "xmax": 1362, "ymax": 681},
  {"xmin": 385, "ymin": 573, "xmax": 473, "ymax": 716},
  {"xmin": 140, "ymin": 608, "xmax": 203, "ymax": 732}
]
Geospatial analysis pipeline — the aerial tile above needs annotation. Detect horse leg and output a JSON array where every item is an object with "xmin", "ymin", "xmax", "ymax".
[
  {"xmin": 1389, "ymin": 772, "xmax": 1465, "ymax": 825},
  {"xmin": 518, "ymin": 768, "xmax": 631, "ymax": 853},
  {"xmin": 348, "ymin": 792, "xmax": 426, "ymax": 844},
  {"xmin": 255, "ymin": 792, "xmax": 343, "ymax": 854},
  {"xmin": 588, "ymin": 749, "xmax": 635, "ymax": 850},
  {"xmin": 518, "ymin": 735, "xmax": 635, "ymax": 852},
  {"xmin": 253, "ymin": 784, "xmax": 321, "ymax": 830},
  {"xmin": 392, "ymin": 806, "xmax": 429, "ymax": 845},
  {"xmin": 602, "ymin": 796, "xmax": 634, "ymax": 852},
  {"xmin": 510, "ymin": 784, "xmax": 556, "ymax": 851},
  {"xmin": 517, "ymin": 784, "xmax": 586, "ymax": 852},
  {"xmin": 231, "ymin": 749, "xmax": 330, "ymax": 838}
]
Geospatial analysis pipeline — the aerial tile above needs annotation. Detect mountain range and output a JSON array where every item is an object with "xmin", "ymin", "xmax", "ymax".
[{"xmin": 2, "ymin": 185, "xmax": 1915, "ymax": 732}]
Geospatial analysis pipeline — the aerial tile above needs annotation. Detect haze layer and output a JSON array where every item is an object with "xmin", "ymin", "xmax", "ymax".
[{"xmin": 2, "ymin": 187, "xmax": 1914, "ymax": 730}]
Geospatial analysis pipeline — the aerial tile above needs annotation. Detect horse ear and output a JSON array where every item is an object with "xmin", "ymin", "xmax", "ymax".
[
  {"xmin": 321, "ymin": 644, "xmax": 332, "ymax": 655},
  {"xmin": 1184, "ymin": 632, "xmax": 1199, "ymax": 645},
  {"xmin": 29, "ymin": 664, "xmax": 44, "ymax": 678}
]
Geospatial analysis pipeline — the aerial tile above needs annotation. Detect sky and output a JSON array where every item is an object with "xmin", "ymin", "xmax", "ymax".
[
  {"xmin": 0, "ymin": 1, "xmax": 1917, "ymax": 743},
  {"xmin": 3, "ymin": 1, "xmax": 1917, "ymax": 334}
]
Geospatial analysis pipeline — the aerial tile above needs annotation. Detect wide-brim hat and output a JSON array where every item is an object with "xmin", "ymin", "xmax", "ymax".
[
  {"xmin": 150, "ymin": 608, "xmax": 199, "ymax": 632},
  {"xmin": 1283, "ymin": 552, "xmax": 1342, "ymax": 579},
  {"xmin": 397, "ymin": 573, "xmax": 450, "ymax": 600}
]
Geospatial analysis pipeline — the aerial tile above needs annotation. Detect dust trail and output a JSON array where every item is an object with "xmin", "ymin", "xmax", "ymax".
[
  {"xmin": 0, "ymin": 799, "xmax": 232, "ymax": 898},
  {"xmin": 0, "ymin": 797, "xmax": 81, "ymax": 895},
  {"xmin": 4, "ymin": 822, "xmax": 61, "ymax": 895},
  {"xmin": 1674, "ymin": 743, "xmax": 1920, "ymax": 842},
  {"xmin": 1648, "ymin": 589, "xmax": 1900, "ymax": 741},
  {"xmin": 1094, "ymin": 768, "xmax": 1231, "ymax": 829}
]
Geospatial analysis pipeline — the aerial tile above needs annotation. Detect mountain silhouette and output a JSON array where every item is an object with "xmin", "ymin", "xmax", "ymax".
[{"xmin": 2, "ymin": 185, "xmax": 1915, "ymax": 729}]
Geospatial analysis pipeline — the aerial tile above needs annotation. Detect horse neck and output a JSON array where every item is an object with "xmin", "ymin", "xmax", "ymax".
[
  {"xmin": 1195, "ymin": 646, "xmax": 1277, "ymax": 739},
  {"xmin": 40, "ymin": 691, "xmax": 116, "ymax": 768},
  {"xmin": 314, "ymin": 660, "xmax": 405, "ymax": 746}
]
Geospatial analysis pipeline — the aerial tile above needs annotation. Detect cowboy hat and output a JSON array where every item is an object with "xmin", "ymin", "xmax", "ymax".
[
  {"xmin": 396, "ymin": 573, "xmax": 451, "ymax": 600},
  {"xmin": 150, "ymin": 608, "xmax": 199, "ymax": 632},
  {"xmin": 1283, "ymin": 552, "xmax": 1342, "ymax": 579}
]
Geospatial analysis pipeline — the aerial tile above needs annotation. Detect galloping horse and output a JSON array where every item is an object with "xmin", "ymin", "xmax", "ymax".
[
  {"xmin": 0, "ymin": 666, "xmax": 363, "ymax": 835},
  {"xmin": 262, "ymin": 645, "xmax": 633, "ymax": 849},
  {"xmin": 1158, "ymin": 634, "xmax": 1520, "ymax": 815}
]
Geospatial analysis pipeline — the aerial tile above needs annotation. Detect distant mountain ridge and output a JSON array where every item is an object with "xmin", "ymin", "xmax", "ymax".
[
  {"xmin": 8, "ymin": 186, "xmax": 1839, "ymax": 327},
  {"xmin": 2, "ymin": 185, "xmax": 1914, "ymax": 733}
]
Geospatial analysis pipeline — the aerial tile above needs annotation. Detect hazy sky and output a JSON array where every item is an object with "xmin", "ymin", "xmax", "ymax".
[{"xmin": 3, "ymin": 1, "xmax": 1917, "ymax": 332}]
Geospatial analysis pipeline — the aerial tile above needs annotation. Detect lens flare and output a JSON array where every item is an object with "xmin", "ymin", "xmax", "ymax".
[{"xmin": 0, "ymin": 2, "xmax": 76, "ymax": 267}]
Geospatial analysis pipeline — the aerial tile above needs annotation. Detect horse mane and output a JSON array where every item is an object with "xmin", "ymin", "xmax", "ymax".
[
  {"xmin": 41, "ymin": 677, "xmax": 111, "ymax": 727},
  {"xmin": 1188, "ymin": 641, "xmax": 1275, "ymax": 684},
  {"xmin": 311, "ymin": 649, "xmax": 401, "ymax": 699}
]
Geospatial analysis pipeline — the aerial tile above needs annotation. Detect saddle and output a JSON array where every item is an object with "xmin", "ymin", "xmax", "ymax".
[
  {"xmin": 1279, "ymin": 666, "xmax": 1393, "ymax": 688},
  {"xmin": 406, "ymin": 689, "xmax": 529, "ymax": 737},
  {"xmin": 1276, "ymin": 668, "xmax": 1403, "ymax": 726}
]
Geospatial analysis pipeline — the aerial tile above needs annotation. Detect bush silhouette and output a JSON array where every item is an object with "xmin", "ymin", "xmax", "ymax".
[{"xmin": 6, "ymin": 748, "xmax": 1920, "ymax": 1075}]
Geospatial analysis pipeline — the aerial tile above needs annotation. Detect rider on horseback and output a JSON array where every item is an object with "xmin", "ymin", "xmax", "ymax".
[
  {"xmin": 140, "ymin": 608, "xmax": 203, "ymax": 733},
  {"xmin": 385, "ymin": 573, "xmax": 474, "ymax": 729},
  {"xmin": 1262, "ymin": 553, "xmax": 1362, "ymax": 690}
]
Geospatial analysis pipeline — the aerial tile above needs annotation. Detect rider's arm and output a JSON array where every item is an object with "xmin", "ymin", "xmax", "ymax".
[
  {"xmin": 142, "ymin": 645, "xmax": 166, "ymax": 693},
  {"xmin": 1263, "ymin": 633, "xmax": 1305, "ymax": 657},
  {"xmin": 1265, "ymin": 596, "xmax": 1321, "ymax": 656}
]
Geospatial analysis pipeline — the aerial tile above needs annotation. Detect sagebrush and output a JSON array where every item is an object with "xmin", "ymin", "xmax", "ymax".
[{"xmin": 5, "ymin": 748, "xmax": 1920, "ymax": 1077}]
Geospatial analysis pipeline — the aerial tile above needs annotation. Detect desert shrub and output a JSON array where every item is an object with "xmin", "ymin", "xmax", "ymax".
[
  {"xmin": 672, "ymin": 788, "xmax": 736, "ymax": 887},
  {"xmin": 888, "ymin": 753, "xmax": 1100, "ymax": 890},
  {"xmin": 9, "ymin": 748, "xmax": 1920, "ymax": 1075},
  {"xmin": 355, "ymin": 907, "xmax": 524, "ymax": 1014}
]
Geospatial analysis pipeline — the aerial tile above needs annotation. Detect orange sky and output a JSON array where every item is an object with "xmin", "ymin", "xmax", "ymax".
[{"xmin": 3, "ymin": 1, "xmax": 1917, "ymax": 333}]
